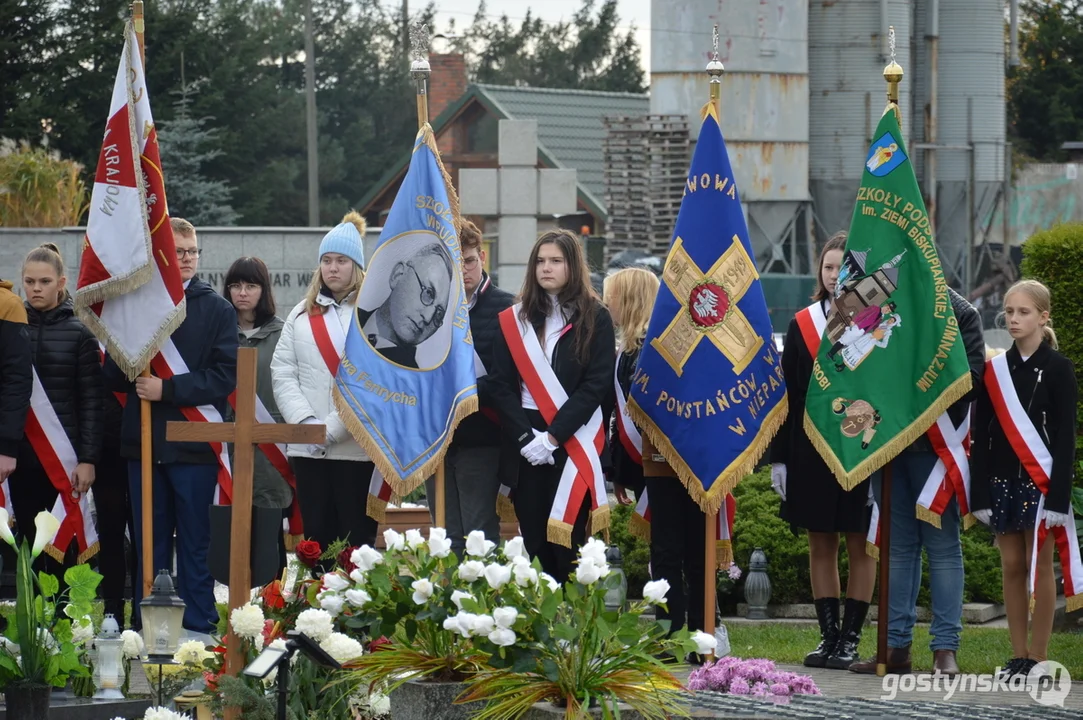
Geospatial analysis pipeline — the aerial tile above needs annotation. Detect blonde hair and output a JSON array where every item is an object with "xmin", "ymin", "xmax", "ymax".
[
  {"xmin": 170, "ymin": 217, "xmax": 196, "ymax": 238},
  {"xmin": 23, "ymin": 243, "xmax": 68, "ymax": 304},
  {"xmin": 1004, "ymin": 279, "xmax": 1058, "ymax": 349},
  {"xmin": 603, "ymin": 267, "xmax": 659, "ymax": 351}
]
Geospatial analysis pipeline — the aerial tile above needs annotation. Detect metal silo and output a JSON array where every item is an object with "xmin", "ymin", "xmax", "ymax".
[
  {"xmin": 808, "ymin": 0, "xmax": 912, "ymax": 241},
  {"xmin": 649, "ymin": 0, "xmax": 811, "ymax": 272}
]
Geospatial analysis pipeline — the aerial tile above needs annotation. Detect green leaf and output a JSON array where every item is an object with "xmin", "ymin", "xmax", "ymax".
[
  {"xmin": 540, "ymin": 592, "xmax": 559, "ymax": 621},
  {"xmin": 541, "ymin": 658, "xmax": 560, "ymax": 683},
  {"xmin": 512, "ymin": 650, "xmax": 537, "ymax": 673},
  {"xmin": 460, "ymin": 597, "xmax": 483, "ymax": 614},
  {"xmin": 62, "ymin": 565, "xmax": 102, "ymax": 606},
  {"xmin": 38, "ymin": 572, "xmax": 59, "ymax": 597},
  {"xmin": 553, "ymin": 623, "xmax": 577, "ymax": 643},
  {"xmin": 405, "ymin": 619, "xmax": 418, "ymax": 642}
]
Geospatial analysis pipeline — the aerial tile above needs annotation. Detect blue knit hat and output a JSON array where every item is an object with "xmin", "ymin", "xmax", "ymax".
[{"xmin": 318, "ymin": 211, "xmax": 366, "ymax": 268}]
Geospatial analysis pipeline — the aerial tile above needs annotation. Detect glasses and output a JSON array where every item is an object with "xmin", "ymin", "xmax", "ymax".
[
  {"xmin": 408, "ymin": 264, "xmax": 445, "ymax": 327},
  {"xmin": 227, "ymin": 282, "xmax": 260, "ymax": 293},
  {"xmin": 175, "ymin": 248, "xmax": 202, "ymax": 259},
  {"xmin": 462, "ymin": 255, "xmax": 480, "ymax": 270}
]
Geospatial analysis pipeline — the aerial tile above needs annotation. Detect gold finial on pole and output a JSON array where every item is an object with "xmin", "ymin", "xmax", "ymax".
[
  {"xmin": 410, "ymin": 22, "xmax": 431, "ymax": 130},
  {"xmin": 132, "ymin": 1, "xmax": 145, "ymax": 65},
  {"xmin": 883, "ymin": 25, "xmax": 903, "ymax": 107},
  {"xmin": 706, "ymin": 24, "xmax": 724, "ymax": 114}
]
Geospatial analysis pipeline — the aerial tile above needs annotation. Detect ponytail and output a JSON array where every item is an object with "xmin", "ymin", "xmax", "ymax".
[{"xmin": 1042, "ymin": 322, "xmax": 1058, "ymax": 350}]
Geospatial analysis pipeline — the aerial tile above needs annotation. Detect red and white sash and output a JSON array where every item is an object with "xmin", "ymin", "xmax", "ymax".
[
  {"xmin": 150, "ymin": 339, "xmax": 233, "ymax": 504},
  {"xmin": 916, "ymin": 411, "xmax": 973, "ymax": 527},
  {"xmin": 630, "ymin": 487, "xmax": 736, "ymax": 567},
  {"xmin": 613, "ymin": 350, "xmax": 642, "ymax": 465},
  {"xmin": 985, "ymin": 353, "xmax": 1083, "ymax": 612},
  {"xmin": 308, "ymin": 310, "xmax": 396, "ymax": 522},
  {"xmin": 227, "ymin": 391, "xmax": 304, "ymax": 539},
  {"xmin": 24, "ymin": 369, "xmax": 99, "ymax": 563},
  {"xmin": 866, "ymin": 497, "xmax": 881, "ymax": 559},
  {"xmin": 795, "ymin": 301, "xmax": 827, "ymax": 357},
  {"xmin": 499, "ymin": 305, "xmax": 609, "ymax": 547}
]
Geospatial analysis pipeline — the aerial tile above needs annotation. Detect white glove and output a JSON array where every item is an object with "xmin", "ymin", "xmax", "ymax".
[
  {"xmin": 972, "ymin": 509, "xmax": 992, "ymax": 526},
  {"xmin": 521, "ymin": 430, "xmax": 555, "ymax": 466},
  {"xmin": 770, "ymin": 463, "xmax": 786, "ymax": 501},
  {"xmin": 1042, "ymin": 510, "xmax": 1071, "ymax": 528}
]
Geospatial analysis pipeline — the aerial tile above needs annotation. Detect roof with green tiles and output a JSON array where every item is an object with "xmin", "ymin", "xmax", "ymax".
[{"xmin": 357, "ymin": 83, "xmax": 650, "ymax": 222}]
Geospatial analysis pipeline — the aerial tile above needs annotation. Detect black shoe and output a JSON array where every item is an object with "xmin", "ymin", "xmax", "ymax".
[
  {"xmin": 826, "ymin": 598, "xmax": 869, "ymax": 669},
  {"xmin": 804, "ymin": 597, "xmax": 840, "ymax": 668},
  {"xmin": 1017, "ymin": 658, "xmax": 1039, "ymax": 677},
  {"xmin": 998, "ymin": 657, "xmax": 1027, "ymax": 679}
]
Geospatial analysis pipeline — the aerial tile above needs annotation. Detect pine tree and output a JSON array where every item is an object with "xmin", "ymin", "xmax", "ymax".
[{"xmin": 157, "ymin": 85, "xmax": 239, "ymax": 226}]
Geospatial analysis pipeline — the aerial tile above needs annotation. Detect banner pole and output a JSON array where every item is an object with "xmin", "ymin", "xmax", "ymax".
[
  {"xmin": 132, "ymin": 0, "xmax": 155, "ymax": 600},
  {"xmin": 703, "ymin": 509, "xmax": 717, "ymax": 660}
]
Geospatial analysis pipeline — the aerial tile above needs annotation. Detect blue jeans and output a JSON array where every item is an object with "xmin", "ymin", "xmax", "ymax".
[
  {"xmin": 871, "ymin": 451, "xmax": 963, "ymax": 652},
  {"xmin": 128, "ymin": 462, "xmax": 219, "ymax": 633}
]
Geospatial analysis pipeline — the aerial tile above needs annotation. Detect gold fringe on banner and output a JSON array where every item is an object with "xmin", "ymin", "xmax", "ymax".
[
  {"xmin": 626, "ymin": 395, "xmax": 787, "ymax": 517},
  {"xmin": 802, "ymin": 373, "xmax": 972, "ymax": 492},
  {"xmin": 628, "ymin": 513, "xmax": 651, "ymax": 543},
  {"xmin": 366, "ymin": 493, "xmax": 389, "ymax": 524},
  {"xmin": 915, "ymin": 504, "xmax": 942, "ymax": 529},
  {"xmin": 716, "ymin": 540, "xmax": 733, "ymax": 569}
]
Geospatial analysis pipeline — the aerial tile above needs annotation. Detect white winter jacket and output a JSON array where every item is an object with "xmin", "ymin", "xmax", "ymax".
[{"xmin": 271, "ymin": 292, "xmax": 369, "ymax": 461}]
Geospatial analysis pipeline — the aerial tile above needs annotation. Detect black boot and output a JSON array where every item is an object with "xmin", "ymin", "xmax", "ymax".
[
  {"xmin": 804, "ymin": 597, "xmax": 840, "ymax": 668},
  {"xmin": 826, "ymin": 597, "xmax": 869, "ymax": 669}
]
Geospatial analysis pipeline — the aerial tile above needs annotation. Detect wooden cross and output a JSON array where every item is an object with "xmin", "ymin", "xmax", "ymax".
[{"xmin": 166, "ymin": 347, "xmax": 324, "ymax": 685}]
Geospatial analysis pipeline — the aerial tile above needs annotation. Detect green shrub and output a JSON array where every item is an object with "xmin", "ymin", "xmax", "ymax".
[{"xmin": 1021, "ymin": 223, "xmax": 1083, "ymax": 431}]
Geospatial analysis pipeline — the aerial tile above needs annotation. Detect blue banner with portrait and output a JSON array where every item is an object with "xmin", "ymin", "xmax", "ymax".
[
  {"xmin": 626, "ymin": 104, "xmax": 787, "ymax": 515},
  {"xmin": 334, "ymin": 126, "xmax": 478, "ymax": 496}
]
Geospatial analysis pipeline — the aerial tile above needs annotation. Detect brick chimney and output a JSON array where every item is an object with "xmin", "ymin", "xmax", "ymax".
[{"xmin": 428, "ymin": 53, "xmax": 467, "ymax": 121}]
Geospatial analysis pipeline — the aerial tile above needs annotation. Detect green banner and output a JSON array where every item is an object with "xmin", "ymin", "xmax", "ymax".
[{"xmin": 803, "ymin": 107, "xmax": 972, "ymax": 490}]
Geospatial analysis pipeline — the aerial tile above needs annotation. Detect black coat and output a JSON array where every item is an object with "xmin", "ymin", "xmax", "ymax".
[
  {"xmin": 0, "ymin": 280, "xmax": 32, "ymax": 459},
  {"xmin": 971, "ymin": 342, "xmax": 1078, "ymax": 515},
  {"xmin": 19, "ymin": 298, "xmax": 104, "ymax": 469},
  {"xmin": 104, "ymin": 278, "xmax": 239, "ymax": 464},
  {"xmin": 454, "ymin": 273, "xmax": 515, "ymax": 448},
  {"xmin": 609, "ymin": 346, "xmax": 645, "ymax": 495},
  {"xmin": 489, "ymin": 301, "xmax": 616, "ymax": 464}
]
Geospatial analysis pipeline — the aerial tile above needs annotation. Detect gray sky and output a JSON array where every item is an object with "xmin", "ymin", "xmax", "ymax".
[{"xmin": 419, "ymin": 0, "xmax": 653, "ymax": 77}]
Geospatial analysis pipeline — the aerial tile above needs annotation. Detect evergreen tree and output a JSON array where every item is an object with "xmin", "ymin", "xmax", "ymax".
[{"xmin": 157, "ymin": 86, "xmax": 239, "ymax": 226}]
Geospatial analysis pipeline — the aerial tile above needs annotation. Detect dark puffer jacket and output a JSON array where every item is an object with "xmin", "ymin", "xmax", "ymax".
[
  {"xmin": 454, "ymin": 273, "xmax": 515, "ymax": 447},
  {"xmin": 18, "ymin": 298, "xmax": 104, "ymax": 470}
]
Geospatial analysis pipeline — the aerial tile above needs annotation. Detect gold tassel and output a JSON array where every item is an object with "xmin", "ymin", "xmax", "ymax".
[
  {"xmin": 496, "ymin": 494, "xmax": 517, "ymax": 524},
  {"xmin": 915, "ymin": 504, "xmax": 942, "ymax": 529},
  {"xmin": 961, "ymin": 512, "xmax": 976, "ymax": 531},
  {"xmin": 366, "ymin": 494, "xmax": 389, "ymax": 524},
  {"xmin": 628, "ymin": 514, "xmax": 652, "ymax": 543},
  {"xmin": 1066, "ymin": 594, "xmax": 1083, "ymax": 613},
  {"xmin": 590, "ymin": 505, "xmax": 611, "ymax": 537},
  {"xmin": 76, "ymin": 541, "xmax": 101, "ymax": 565},
  {"xmin": 865, "ymin": 541, "xmax": 880, "ymax": 561},
  {"xmin": 44, "ymin": 543, "xmax": 65, "ymax": 564},
  {"xmin": 716, "ymin": 540, "xmax": 733, "ymax": 569},
  {"xmin": 802, "ymin": 372, "xmax": 972, "ymax": 491},
  {"xmin": 546, "ymin": 519, "xmax": 574, "ymax": 549},
  {"xmin": 626, "ymin": 393, "xmax": 787, "ymax": 517}
]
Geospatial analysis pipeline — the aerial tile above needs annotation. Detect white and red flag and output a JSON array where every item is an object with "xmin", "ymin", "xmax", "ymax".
[{"xmin": 74, "ymin": 22, "xmax": 185, "ymax": 377}]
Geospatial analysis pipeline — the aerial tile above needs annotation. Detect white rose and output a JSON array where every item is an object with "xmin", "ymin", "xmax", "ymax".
[
  {"xmin": 319, "ymin": 592, "xmax": 345, "ymax": 616},
  {"xmin": 143, "ymin": 708, "xmax": 190, "ymax": 720},
  {"xmin": 451, "ymin": 590, "xmax": 473, "ymax": 610},
  {"xmin": 121, "ymin": 630, "xmax": 144, "ymax": 659},
  {"xmin": 465, "ymin": 530, "xmax": 496, "ymax": 557},
  {"xmin": 345, "ymin": 589, "xmax": 371, "ymax": 608},
  {"xmin": 411, "ymin": 579, "xmax": 435, "ymax": 605},
  {"xmin": 492, "ymin": 607, "xmax": 518, "ymax": 629},
  {"xmin": 487, "ymin": 627, "xmax": 517, "ymax": 647},
  {"xmin": 578, "ymin": 537, "xmax": 608, "ymax": 566},
  {"xmin": 445, "ymin": 613, "xmax": 476, "ymax": 637},
  {"xmin": 539, "ymin": 573, "xmax": 560, "ymax": 592},
  {"xmin": 442, "ymin": 615, "xmax": 464, "ymax": 636},
  {"xmin": 458, "ymin": 560, "xmax": 485, "ymax": 582},
  {"xmin": 383, "ymin": 529, "xmax": 406, "ymax": 552},
  {"xmin": 71, "ymin": 617, "xmax": 94, "ymax": 646},
  {"xmin": 642, "ymin": 579, "xmax": 671, "ymax": 605},
  {"xmin": 470, "ymin": 614, "xmax": 495, "ymax": 636},
  {"xmin": 513, "ymin": 564, "xmax": 539, "ymax": 588},
  {"xmin": 173, "ymin": 639, "xmax": 211, "ymax": 665},
  {"xmin": 319, "ymin": 632, "xmax": 365, "ymax": 664},
  {"xmin": 483, "ymin": 563, "xmax": 512, "ymax": 589},
  {"xmin": 295, "ymin": 609, "xmax": 335, "ymax": 642},
  {"xmin": 575, "ymin": 561, "xmax": 604, "ymax": 585},
  {"xmin": 322, "ymin": 573, "xmax": 349, "ymax": 592},
  {"xmin": 230, "ymin": 604, "xmax": 266, "ymax": 642},
  {"xmin": 405, "ymin": 529, "xmax": 425, "ymax": 549},
  {"xmin": 429, "ymin": 527, "xmax": 448, "ymax": 542},
  {"xmin": 502, "ymin": 536, "xmax": 527, "ymax": 560},
  {"xmin": 428, "ymin": 534, "xmax": 453, "ymax": 558},
  {"xmin": 349, "ymin": 569, "xmax": 367, "ymax": 585},
  {"xmin": 353, "ymin": 545, "xmax": 383, "ymax": 572},
  {"xmin": 691, "ymin": 630, "xmax": 718, "ymax": 656}
]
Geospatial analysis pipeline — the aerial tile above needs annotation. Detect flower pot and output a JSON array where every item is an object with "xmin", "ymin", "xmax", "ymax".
[
  {"xmin": 4, "ymin": 682, "xmax": 52, "ymax": 720},
  {"xmin": 389, "ymin": 678, "xmax": 480, "ymax": 720},
  {"xmin": 523, "ymin": 699, "xmax": 646, "ymax": 719}
]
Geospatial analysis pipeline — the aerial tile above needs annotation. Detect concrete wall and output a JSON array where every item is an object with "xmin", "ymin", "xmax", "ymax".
[{"xmin": 0, "ymin": 227, "xmax": 382, "ymax": 311}]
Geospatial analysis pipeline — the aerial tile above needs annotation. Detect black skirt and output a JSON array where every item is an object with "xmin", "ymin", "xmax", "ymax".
[
  {"xmin": 988, "ymin": 474, "xmax": 1043, "ymax": 534},
  {"xmin": 780, "ymin": 466, "xmax": 872, "ymax": 535}
]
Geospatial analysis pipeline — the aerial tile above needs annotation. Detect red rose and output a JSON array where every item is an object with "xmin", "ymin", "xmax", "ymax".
[
  {"xmin": 338, "ymin": 546, "xmax": 359, "ymax": 574},
  {"xmin": 296, "ymin": 540, "xmax": 321, "ymax": 567},
  {"xmin": 261, "ymin": 580, "xmax": 286, "ymax": 609},
  {"xmin": 203, "ymin": 670, "xmax": 221, "ymax": 691},
  {"xmin": 369, "ymin": 636, "xmax": 392, "ymax": 652}
]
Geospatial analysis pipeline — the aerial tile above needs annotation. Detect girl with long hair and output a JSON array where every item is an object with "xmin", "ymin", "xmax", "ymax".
[
  {"xmin": 271, "ymin": 213, "xmax": 378, "ymax": 560},
  {"xmin": 768, "ymin": 232, "xmax": 876, "ymax": 669},
  {"xmin": 224, "ymin": 256, "xmax": 292, "ymax": 573},
  {"xmin": 971, "ymin": 279, "xmax": 1078, "ymax": 679},
  {"xmin": 490, "ymin": 229, "xmax": 616, "ymax": 580},
  {"xmin": 15, "ymin": 244, "xmax": 104, "ymax": 577}
]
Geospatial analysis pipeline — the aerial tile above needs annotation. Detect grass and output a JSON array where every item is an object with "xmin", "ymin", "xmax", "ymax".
[{"xmin": 726, "ymin": 623, "xmax": 1083, "ymax": 676}]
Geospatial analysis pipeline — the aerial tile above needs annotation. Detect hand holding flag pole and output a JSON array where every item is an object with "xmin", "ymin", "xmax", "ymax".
[{"xmin": 409, "ymin": 21, "xmax": 446, "ymax": 528}]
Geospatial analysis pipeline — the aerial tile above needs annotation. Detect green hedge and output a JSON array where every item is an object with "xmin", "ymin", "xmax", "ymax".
[{"xmin": 1021, "ymin": 222, "xmax": 1083, "ymax": 429}]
